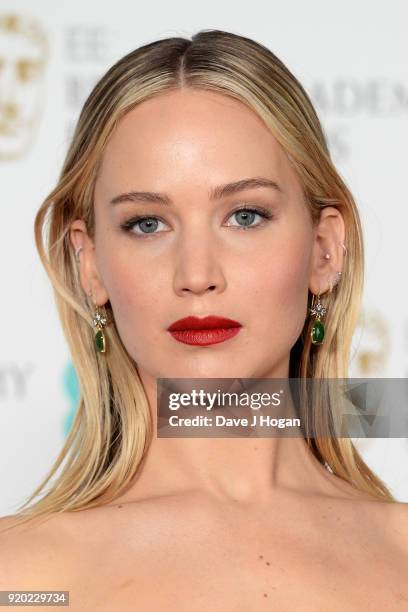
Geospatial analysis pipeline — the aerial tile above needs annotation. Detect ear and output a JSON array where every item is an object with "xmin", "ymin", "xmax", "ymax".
[
  {"xmin": 69, "ymin": 219, "xmax": 109, "ymax": 305},
  {"xmin": 309, "ymin": 206, "xmax": 346, "ymax": 296}
]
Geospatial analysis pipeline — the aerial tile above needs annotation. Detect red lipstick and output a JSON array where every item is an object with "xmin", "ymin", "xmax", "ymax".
[{"xmin": 167, "ymin": 315, "xmax": 242, "ymax": 346}]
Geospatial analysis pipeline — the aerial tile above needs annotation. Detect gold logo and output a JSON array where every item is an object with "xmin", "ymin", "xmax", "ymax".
[
  {"xmin": 353, "ymin": 309, "xmax": 390, "ymax": 376},
  {"xmin": 0, "ymin": 13, "xmax": 49, "ymax": 160}
]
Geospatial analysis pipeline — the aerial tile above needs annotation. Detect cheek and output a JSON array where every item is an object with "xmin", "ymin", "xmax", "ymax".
[
  {"xmin": 246, "ymin": 235, "xmax": 311, "ymax": 336},
  {"xmin": 97, "ymin": 247, "xmax": 165, "ymax": 353}
]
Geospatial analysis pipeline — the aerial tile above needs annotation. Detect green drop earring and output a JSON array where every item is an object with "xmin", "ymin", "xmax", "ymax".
[
  {"xmin": 92, "ymin": 305, "xmax": 108, "ymax": 353},
  {"xmin": 309, "ymin": 292, "xmax": 327, "ymax": 345},
  {"xmin": 88, "ymin": 289, "xmax": 109, "ymax": 354},
  {"xmin": 309, "ymin": 257, "xmax": 343, "ymax": 346}
]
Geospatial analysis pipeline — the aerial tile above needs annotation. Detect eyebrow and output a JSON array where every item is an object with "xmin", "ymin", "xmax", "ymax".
[{"xmin": 109, "ymin": 176, "xmax": 283, "ymax": 206}]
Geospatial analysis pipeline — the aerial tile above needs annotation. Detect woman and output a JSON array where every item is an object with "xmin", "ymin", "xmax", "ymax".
[{"xmin": 1, "ymin": 29, "xmax": 407, "ymax": 610}]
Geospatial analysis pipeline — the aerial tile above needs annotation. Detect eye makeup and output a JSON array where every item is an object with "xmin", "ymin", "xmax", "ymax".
[{"xmin": 119, "ymin": 203, "xmax": 276, "ymax": 238}]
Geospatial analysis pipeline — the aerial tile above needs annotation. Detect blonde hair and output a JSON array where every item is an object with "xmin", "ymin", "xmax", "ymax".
[{"xmin": 6, "ymin": 28, "xmax": 395, "ymax": 529}]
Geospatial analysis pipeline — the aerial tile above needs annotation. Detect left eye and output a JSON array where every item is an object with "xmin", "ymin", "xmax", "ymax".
[{"xmin": 227, "ymin": 207, "xmax": 272, "ymax": 228}]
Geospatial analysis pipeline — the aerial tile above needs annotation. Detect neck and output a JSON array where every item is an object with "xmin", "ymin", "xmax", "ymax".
[{"xmin": 118, "ymin": 368, "xmax": 334, "ymax": 506}]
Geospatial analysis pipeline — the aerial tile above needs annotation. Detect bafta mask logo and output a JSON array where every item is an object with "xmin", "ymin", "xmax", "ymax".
[
  {"xmin": 353, "ymin": 310, "xmax": 390, "ymax": 377},
  {"xmin": 0, "ymin": 14, "xmax": 48, "ymax": 161}
]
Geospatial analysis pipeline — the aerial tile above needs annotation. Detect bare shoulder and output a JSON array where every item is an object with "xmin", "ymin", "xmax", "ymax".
[
  {"xmin": 0, "ymin": 513, "xmax": 75, "ymax": 590},
  {"xmin": 369, "ymin": 500, "xmax": 408, "ymax": 569},
  {"xmin": 336, "ymin": 493, "xmax": 408, "ymax": 559},
  {"xmin": 388, "ymin": 500, "xmax": 408, "ymax": 544},
  {"xmin": 308, "ymin": 466, "xmax": 408, "ymax": 560}
]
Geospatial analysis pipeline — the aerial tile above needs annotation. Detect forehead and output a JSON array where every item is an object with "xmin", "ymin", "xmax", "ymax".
[{"xmin": 96, "ymin": 89, "xmax": 295, "ymax": 194}]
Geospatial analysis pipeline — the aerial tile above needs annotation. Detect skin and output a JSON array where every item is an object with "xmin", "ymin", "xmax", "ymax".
[{"xmin": 1, "ymin": 89, "xmax": 407, "ymax": 610}]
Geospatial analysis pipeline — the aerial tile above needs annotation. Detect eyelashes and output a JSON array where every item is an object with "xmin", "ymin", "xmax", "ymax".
[{"xmin": 120, "ymin": 205, "xmax": 275, "ymax": 238}]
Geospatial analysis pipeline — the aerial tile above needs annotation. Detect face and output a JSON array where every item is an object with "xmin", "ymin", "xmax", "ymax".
[{"xmin": 71, "ymin": 89, "xmax": 344, "ymax": 385}]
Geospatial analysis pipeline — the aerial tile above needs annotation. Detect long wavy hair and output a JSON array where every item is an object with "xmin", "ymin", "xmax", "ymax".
[{"xmin": 5, "ymin": 28, "xmax": 395, "ymax": 529}]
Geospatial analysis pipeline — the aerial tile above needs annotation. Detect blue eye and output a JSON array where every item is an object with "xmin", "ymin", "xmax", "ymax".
[
  {"xmin": 129, "ymin": 217, "xmax": 163, "ymax": 234},
  {"xmin": 120, "ymin": 206, "xmax": 273, "ymax": 237},
  {"xmin": 227, "ymin": 207, "xmax": 272, "ymax": 229}
]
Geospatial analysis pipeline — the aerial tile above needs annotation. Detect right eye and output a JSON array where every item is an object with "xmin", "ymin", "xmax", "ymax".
[{"xmin": 120, "ymin": 215, "xmax": 168, "ymax": 237}]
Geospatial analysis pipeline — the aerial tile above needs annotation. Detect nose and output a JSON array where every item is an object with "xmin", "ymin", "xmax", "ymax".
[{"xmin": 172, "ymin": 230, "xmax": 227, "ymax": 297}]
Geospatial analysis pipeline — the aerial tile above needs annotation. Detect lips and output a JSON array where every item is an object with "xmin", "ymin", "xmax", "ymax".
[
  {"xmin": 167, "ymin": 315, "xmax": 242, "ymax": 346},
  {"xmin": 168, "ymin": 315, "xmax": 241, "ymax": 331}
]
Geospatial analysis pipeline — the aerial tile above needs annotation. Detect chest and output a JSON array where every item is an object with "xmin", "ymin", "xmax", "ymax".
[{"xmin": 65, "ymin": 518, "xmax": 408, "ymax": 611}]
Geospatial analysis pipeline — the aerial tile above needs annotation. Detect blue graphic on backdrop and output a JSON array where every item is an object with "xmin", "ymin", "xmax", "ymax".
[{"xmin": 62, "ymin": 361, "xmax": 80, "ymax": 437}]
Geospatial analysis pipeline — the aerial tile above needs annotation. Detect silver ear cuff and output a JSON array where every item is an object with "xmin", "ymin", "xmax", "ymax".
[{"xmin": 75, "ymin": 245, "xmax": 83, "ymax": 262}]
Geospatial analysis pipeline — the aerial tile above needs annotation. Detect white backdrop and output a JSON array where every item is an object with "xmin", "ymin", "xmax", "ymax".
[{"xmin": 1, "ymin": 0, "xmax": 407, "ymax": 514}]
